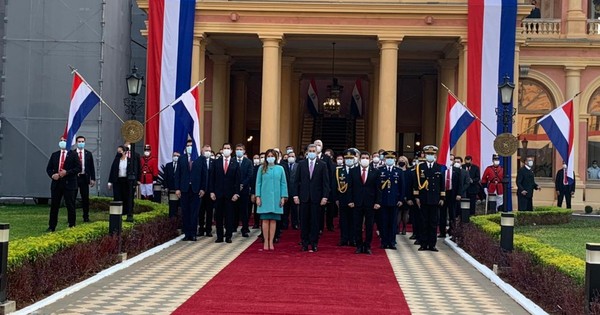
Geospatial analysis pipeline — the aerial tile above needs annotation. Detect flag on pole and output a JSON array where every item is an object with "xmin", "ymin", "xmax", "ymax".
[
  {"xmin": 437, "ymin": 93, "xmax": 476, "ymax": 168},
  {"xmin": 171, "ymin": 83, "xmax": 201, "ymax": 160},
  {"xmin": 351, "ymin": 79, "xmax": 363, "ymax": 117},
  {"xmin": 538, "ymin": 99, "xmax": 575, "ymax": 184},
  {"xmin": 466, "ymin": 0, "xmax": 517, "ymax": 167},
  {"xmin": 306, "ymin": 79, "xmax": 319, "ymax": 117},
  {"xmin": 63, "ymin": 72, "xmax": 101, "ymax": 147},
  {"xmin": 145, "ymin": 0, "xmax": 197, "ymax": 167}
]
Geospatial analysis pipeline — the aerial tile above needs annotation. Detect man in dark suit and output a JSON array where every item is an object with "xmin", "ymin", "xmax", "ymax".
[
  {"xmin": 517, "ymin": 156, "xmax": 540, "ymax": 211},
  {"xmin": 175, "ymin": 141, "xmax": 207, "ymax": 241},
  {"xmin": 233, "ymin": 143, "xmax": 253, "ymax": 237},
  {"xmin": 281, "ymin": 151, "xmax": 299, "ymax": 230},
  {"xmin": 314, "ymin": 140, "xmax": 336, "ymax": 233},
  {"xmin": 413, "ymin": 145, "xmax": 445, "ymax": 252},
  {"xmin": 74, "ymin": 136, "xmax": 96, "ymax": 222},
  {"xmin": 462, "ymin": 155, "xmax": 481, "ymax": 215},
  {"xmin": 198, "ymin": 144, "xmax": 214, "ymax": 236},
  {"xmin": 555, "ymin": 161, "xmax": 575, "ymax": 209},
  {"xmin": 348, "ymin": 151, "xmax": 382, "ymax": 255},
  {"xmin": 292, "ymin": 144, "xmax": 330, "ymax": 252},
  {"xmin": 440, "ymin": 156, "xmax": 470, "ymax": 237},
  {"xmin": 210, "ymin": 143, "xmax": 241, "ymax": 243},
  {"xmin": 334, "ymin": 150, "xmax": 355, "ymax": 246},
  {"xmin": 163, "ymin": 151, "xmax": 180, "ymax": 218},
  {"xmin": 46, "ymin": 136, "xmax": 82, "ymax": 231}
]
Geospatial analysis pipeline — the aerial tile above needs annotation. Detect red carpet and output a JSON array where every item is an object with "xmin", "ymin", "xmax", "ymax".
[{"xmin": 173, "ymin": 225, "xmax": 411, "ymax": 315}]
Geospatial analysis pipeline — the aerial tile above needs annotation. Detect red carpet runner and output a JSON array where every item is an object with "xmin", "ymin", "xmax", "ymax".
[{"xmin": 173, "ymin": 226, "xmax": 411, "ymax": 314}]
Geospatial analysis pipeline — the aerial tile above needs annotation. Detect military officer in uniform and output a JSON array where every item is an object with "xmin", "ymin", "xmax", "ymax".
[
  {"xmin": 379, "ymin": 151, "xmax": 405, "ymax": 250},
  {"xmin": 139, "ymin": 144, "xmax": 157, "ymax": 200},
  {"xmin": 413, "ymin": 145, "xmax": 445, "ymax": 252},
  {"xmin": 334, "ymin": 149, "xmax": 356, "ymax": 246}
]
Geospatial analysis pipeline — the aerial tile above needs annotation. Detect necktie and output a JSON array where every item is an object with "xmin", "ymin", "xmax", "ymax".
[
  {"xmin": 173, "ymin": 162, "xmax": 177, "ymax": 173},
  {"xmin": 362, "ymin": 168, "xmax": 367, "ymax": 184},
  {"xmin": 309, "ymin": 161, "xmax": 314, "ymax": 179},
  {"xmin": 59, "ymin": 150, "xmax": 66, "ymax": 171},
  {"xmin": 446, "ymin": 169, "xmax": 452, "ymax": 190},
  {"xmin": 79, "ymin": 151, "xmax": 84, "ymax": 174},
  {"xmin": 224, "ymin": 158, "xmax": 229, "ymax": 174},
  {"xmin": 290, "ymin": 163, "xmax": 293, "ymax": 172},
  {"xmin": 189, "ymin": 157, "xmax": 192, "ymax": 171},
  {"xmin": 564, "ymin": 169, "xmax": 568, "ymax": 185}
]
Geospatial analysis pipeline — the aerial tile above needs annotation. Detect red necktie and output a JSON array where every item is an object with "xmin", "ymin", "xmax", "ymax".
[
  {"xmin": 362, "ymin": 168, "xmax": 367, "ymax": 184},
  {"xmin": 446, "ymin": 169, "xmax": 452, "ymax": 190},
  {"xmin": 59, "ymin": 151, "xmax": 66, "ymax": 171},
  {"xmin": 79, "ymin": 151, "xmax": 83, "ymax": 173},
  {"xmin": 224, "ymin": 158, "xmax": 229, "ymax": 174},
  {"xmin": 564, "ymin": 169, "xmax": 568, "ymax": 185}
]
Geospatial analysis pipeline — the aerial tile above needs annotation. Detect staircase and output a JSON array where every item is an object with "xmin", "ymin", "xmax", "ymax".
[
  {"xmin": 301, "ymin": 114, "xmax": 363, "ymax": 154},
  {"xmin": 354, "ymin": 118, "xmax": 366, "ymax": 150},
  {"xmin": 301, "ymin": 114, "xmax": 315, "ymax": 151}
]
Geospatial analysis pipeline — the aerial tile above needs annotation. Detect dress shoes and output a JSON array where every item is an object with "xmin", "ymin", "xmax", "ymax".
[
  {"xmin": 273, "ymin": 238, "xmax": 280, "ymax": 244},
  {"xmin": 380, "ymin": 244, "xmax": 386, "ymax": 249},
  {"xmin": 215, "ymin": 238, "xmax": 224, "ymax": 243},
  {"xmin": 355, "ymin": 247, "xmax": 363, "ymax": 254},
  {"xmin": 46, "ymin": 227, "xmax": 55, "ymax": 233},
  {"xmin": 388, "ymin": 245, "xmax": 397, "ymax": 250},
  {"xmin": 225, "ymin": 237, "xmax": 232, "ymax": 243},
  {"xmin": 292, "ymin": 225, "xmax": 299, "ymax": 230},
  {"xmin": 302, "ymin": 246, "xmax": 308, "ymax": 252},
  {"xmin": 311, "ymin": 244, "xmax": 318, "ymax": 252},
  {"xmin": 429, "ymin": 247, "xmax": 439, "ymax": 252},
  {"xmin": 190, "ymin": 237, "xmax": 197, "ymax": 241},
  {"xmin": 414, "ymin": 240, "xmax": 421, "ymax": 245},
  {"xmin": 252, "ymin": 225, "xmax": 259, "ymax": 229},
  {"xmin": 401, "ymin": 231, "xmax": 407, "ymax": 235},
  {"xmin": 242, "ymin": 232, "xmax": 249, "ymax": 237},
  {"xmin": 409, "ymin": 235, "xmax": 417, "ymax": 240},
  {"xmin": 337, "ymin": 241, "xmax": 347, "ymax": 246},
  {"xmin": 83, "ymin": 218, "xmax": 91, "ymax": 223},
  {"xmin": 437, "ymin": 234, "xmax": 446, "ymax": 238},
  {"xmin": 349, "ymin": 241, "xmax": 357, "ymax": 247},
  {"xmin": 205, "ymin": 232, "xmax": 213, "ymax": 237},
  {"xmin": 418, "ymin": 246, "xmax": 428, "ymax": 251},
  {"xmin": 364, "ymin": 248, "xmax": 372, "ymax": 255}
]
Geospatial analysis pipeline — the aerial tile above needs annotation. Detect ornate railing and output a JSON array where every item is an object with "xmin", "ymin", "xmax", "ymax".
[
  {"xmin": 522, "ymin": 18, "xmax": 561, "ymax": 38},
  {"xmin": 588, "ymin": 19, "xmax": 600, "ymax": 35}
]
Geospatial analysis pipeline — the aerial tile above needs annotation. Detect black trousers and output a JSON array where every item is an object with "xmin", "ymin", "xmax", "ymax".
[
  {"xmin": 199, "ymin": 194, "xmax": 214, "ymax": 234},
  {"xmin": 76, "ymin": 175, "xmax": 90, "ymax": 220},
  {"xmin": 168, "ymin": 199, "xmax": 180, "ymax": 218},
  {"xmin": 439, "ymin": 190, "xmax": 457, "ymax": 236},
  {"xmin": 409, "ymin": 203, "xmax": 422, "ymax": 239},
  {"xmin": 353, "ymin": 205, "xmax": 374, "ymax": 249},
  {"xmin": 215, "ymin": 197, "xmax": 235, "ymax": 239},
  {"xmin": 420, "ymin": 204, "xmax": 440, "ymax": 248},
  {"xmin": 517, "ymin": 194, "xmax": 533, "ymax": 211},
  {"xmin": 114, "ymin": 177, "xmax": 132, "ymax": 217},
  {"xmin": 467, "ymin": 193, "xmax": 478, "ymax": 215},
  {"xmin": 180, "ymin": 189, "xmax": 201, "ymax": 239},
  {"xmin": 380, "ymin": 206, "xmax": 398, "ymax": 247},
  {"xmin": 300, "ymin": 202, "xmax": 320, "ymax": 246},
  {"xmin": 234, "ymin": 192, "xmax": 250, "ymax": 233},
  {"xmin": 326, "ymin": 202, "xmax": 336, "ymax": 230},
  {"xmin": 49, "ymin": 181, "xmax": 77, "ymax": 229},
  {"xmin": 557, "ymin": 192, "xmax": 572, "ymax": 209},
  {"xmin": 338, "ymin": 204, "xmax": 354, "ymax": 243},
  {"xmin": 282, "ymin": 199, "xmax": 299, "ymax": 229}
]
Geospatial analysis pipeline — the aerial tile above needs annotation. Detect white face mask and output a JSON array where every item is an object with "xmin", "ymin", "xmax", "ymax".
[
  {"xmin": 288, "ymin": 157, "xmax": 296, "ymax": 164},
  {"xmin": 527, "ymin": 160, "xmax": 534, "ymax": 167},
  {"xmin": 372, "ymin": 157, "xmax": 380, "ymax": 164},
  {"xmin": 562, "ymin": 164, "xmax": 567, "ymax": 169},
  {"xmin": 493, "ymin": 160, "xmax": 500, "ymax": 166},
  {"xmin": 345, "ymin": 159, "xmax": 354, "ymax": 167},
  {"xmin": 337, "ymin": 159, "xmax": 343, "ymax": 166},
  {"xmin": 144, "ymin": 151, "xmax": 150, "ymax": 157},
  {"xmin": 253, "ymin": 158, "xmax": 260, "ymax": 165},
  {"xmin": 425, "ymin": 155, "xmax": 435, "ymax": 162},
  {"xmin": 222, "ymin": 149, "xmax": 232, "ymax": 157},
  {"xmin": 173, "ymin": 156, "xmax": 179, "ymax": 162},
  {"xmin": 186, "ymin": 146, "xmax": 192, "ymax": 154},
  {"xmin": 453, "ymin": 162, "xmax": 461, "ymax": 168},
  {"xmin": 204, "ymin": 151, "xmax": 211, "ymax": 158},
  {"xmin": 315, "ymin": 145, "xmax": 322, "ymax": 153},
  {"xmin": 260, "ymin": 157, "xmax": 265, "ymax": 164},
  {"xmin": 385, "ymin": 159, "xmax": 395, "ymax": 167},
  {"xmin": 360, "ymin": 159, "xmax": 370, "ymax": 168}
]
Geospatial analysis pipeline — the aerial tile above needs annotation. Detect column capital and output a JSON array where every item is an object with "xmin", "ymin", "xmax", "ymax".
[
  {"xmin": 209, "ymin": 54, "xmax": 230, "ymax": 64},
  {"xmin": 258, "ymin": 33, "xmax": 284, "ymax": 41},
  {"xmin": 377, "ymin": 36, "xmax": 403, "ymax": 43},
  {"xmin": 565, "ymin": 65, "xmax": 586, "ymax": 73}
]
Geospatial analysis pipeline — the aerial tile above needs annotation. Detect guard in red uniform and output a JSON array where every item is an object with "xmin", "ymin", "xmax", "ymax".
[
  {"xmin": 481, "ymin": 153, "xmax": 504, "ymax": 211},
  {"xmin": 139, "ymin": 144, "xmax": 157, "ymax": 200}
]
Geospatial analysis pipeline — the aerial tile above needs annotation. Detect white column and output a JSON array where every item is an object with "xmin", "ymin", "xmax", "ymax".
[
  {"xmin": 375, "ymin": 38, "xmax": 402, "ymax": 151},
  {"xmin": 259, "ymin": 34, "xmax": 283, "ymax": 151},
  {"xmin": 210, "ymin": 55, "xmax": 231, "ymax": 148}
]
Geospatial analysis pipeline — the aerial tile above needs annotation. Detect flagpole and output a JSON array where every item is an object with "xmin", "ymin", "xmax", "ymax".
[
  {"xmin": 144, "ymin": 79, "xmax": 206, "ymax": 124},
  {"xmin": 68, "ymin": 65, "xmax": 125, "ymax": 124},
  {"xmin": 441, "ymin": 83, "xmax": 497, "ymax": 137},
  {"xmin": 517, "ymin": 92, "xmax": 581, "ymax": 138}
]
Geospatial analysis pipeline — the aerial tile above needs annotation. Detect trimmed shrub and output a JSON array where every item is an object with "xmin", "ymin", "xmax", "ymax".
[
  {"xmin": 585, "ymin": 205, "xmax": 593, "ymax": 214},
  {"xmin": 6, "ymin": 199, "xmax": 179, "ymax": 308}
]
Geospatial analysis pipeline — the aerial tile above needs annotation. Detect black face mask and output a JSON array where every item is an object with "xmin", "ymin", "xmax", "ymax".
[
  {"xmin": 465, "ymin": 162, "xmax": 472, "ymax": 166},
  {"xmin": 399, "ymin": 162, "xmax": 406, "ymax": 167},
  {"xmin": 117, "ymin": 152, "xmax": 123, "ymax": 157}
]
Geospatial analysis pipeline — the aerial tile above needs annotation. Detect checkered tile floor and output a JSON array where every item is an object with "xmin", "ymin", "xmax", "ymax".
[
  {"xmin": 34, "ymin": 229, "xmax": 260, "ymax": 315},
  {"xmin": 387, "ymin": 235, "xmax": 529, "ymax": 315},
  {"xmin": 32, "ymin": 230, "xmax": 531, "ymax": 315}
]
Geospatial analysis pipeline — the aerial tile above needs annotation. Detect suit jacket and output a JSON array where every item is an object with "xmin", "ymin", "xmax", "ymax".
[
  {"xmin": 108, "ymin": 153, "xmax": 141, "ymax": 184},
  {"xmin": 462, "ymin": 164, "xmax": 481, "ymax": 194},
  {"xmin": 516, "ymin": 166, "xmax": 538, "ymax": 199},
  {"xmin": 319, "ymin": 153, "xmax": 336, "ymax": 198},
  {"xmin": 209, "ymin": 156, "xmax": 241, "ymax": 199},
  {"xmin": 454, "ymin": 167, "xmax": 471, "ymax": 198},
  {"xmin": 175, "ymin": 155, "xmax": 207, "ymax": 193},
  {"xmin": 281, "ymin": 161, "xmax": 299, "ymax": 194},
  {"xmin": 235, "ymin": 157, "xmax": 253, "ymax": 195},
  {"xmin": 292, "ymin": 158, "xmax": 330, "ymax": 203},
  {"xmin": 379, "ymin": 166, "xmax": 404, "ymax": 207},
  {"xmin": 46, "ymin": 150, "xmax": 81, "ymax": 190},
  {"xmin": 250, "ymin": 164, "xmax": 260, "ymax": 195},
  {"xmin": 75, "ymin": 149, "xmax": 95, "ymax": 183},
  {"xmin": 555, "ymin": 169, "xmax": 575, "ymax": 194},
  {"xmin": 413, "ymin": 162, "xmax": 445, "ymax": 205},
  {"xmin": 403, "ymin": 169, "xmax": 415, "ymax": 201},
  {"xmin": 163, "ymin": 161, "xmax": 178, "ymax": 190},
  {"xmin": 348, "ymin": 166, "xmax": 382, "ymax": 208}
]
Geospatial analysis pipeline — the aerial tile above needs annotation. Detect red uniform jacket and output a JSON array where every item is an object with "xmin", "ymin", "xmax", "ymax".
[
  {"xmin": 481, "ymin": 165, "xmax": 504, "ymax": 195},
  {"xmin": 139, "ymin": 156, "xmax": 157, "ymax": 184}
]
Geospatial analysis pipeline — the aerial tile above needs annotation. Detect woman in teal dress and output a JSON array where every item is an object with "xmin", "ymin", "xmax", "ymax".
[{"xmin": 255, "ymin": 149, "xmax": 288, "ymax": 251}]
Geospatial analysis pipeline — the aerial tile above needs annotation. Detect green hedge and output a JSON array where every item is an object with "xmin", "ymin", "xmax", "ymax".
[
  {"xmin": 7, "ymin": 198, "xmax": 169, "ymax": 270},
  {"xmin": 470, "ymin": 208, "xmax": 585, "ymax": 284}
]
